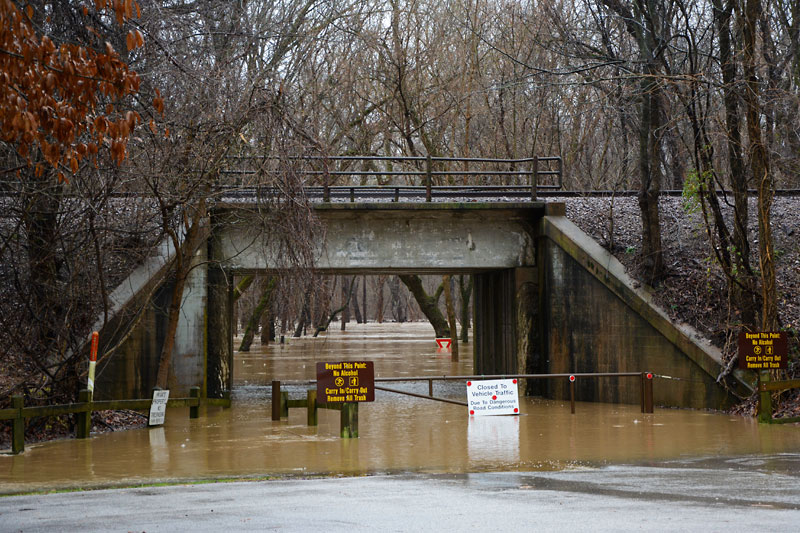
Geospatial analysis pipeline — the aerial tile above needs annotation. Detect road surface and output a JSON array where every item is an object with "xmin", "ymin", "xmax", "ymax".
[{"xmin": 1, "ymin": 455, "xmax": 798, "ymax": 532}]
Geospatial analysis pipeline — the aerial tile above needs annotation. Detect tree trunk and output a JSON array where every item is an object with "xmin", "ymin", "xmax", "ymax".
[
  {"xmin": 314, "ymin": 276, "xmax": 356, "ymax": 336},
  {"xmin": 398, "ymin": 274, "xmax": 449, "ymax": 337},
  {"xmin": 293, "ymin": 298, "xmax": 310, "ymax": 338},
  {"xmin": 341, "ymin": 276, "xmax": 350, "ymax": 331},
  {"xmin": 376, "ymin": 275, "xmax": 386, "ymax": 323},
  {"xmin": 637, "ymin": 74, "xmax": 664, "ymax": 284},
  {"xmin": 713, "ymin": 0, "xmax": 758, "ymax": 330},
  {"xmin": 240, "ymin": 277, "xmax": 277, "ymax": 351},
  {"xmin": 156, "ymin": 210, "xmax": 205, "ymax": 389},
  {"xmin": 443, "ymin": 275, "xmax": 459, "ymax": 361},
  {"xmin": 352, "ymin": 277, "xmax": 364, "ymax": 324},
  {"xmin": 389, "ymin": 275, "xmax": 407, "ymax": 323},
  {"xmin": 233, "ymin": 275, "xmax": 255, "ymax": 300},
  {"xmin": 600, "ymin": 0, "xmax": 665, "ymax": 284},
  {"xmin": 260, "ymin": 311, "xmax": 274, "ymax": 345},
  {"xmin": 740, "ymin": 0, "xmax": 777, "ymax": 331},
  {"xmin": 24, "ymin": 176, "xmax": 64, "ymax": 376}
]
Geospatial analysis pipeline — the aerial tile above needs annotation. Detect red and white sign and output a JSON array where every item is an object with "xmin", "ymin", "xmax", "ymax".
[
  {"xmin": 435, "ymin": 338, "xmax": 452, "ymax": 349},
  {"xmin": 466, "ymin": 379, "xmax": 520, "ymax": 416}
]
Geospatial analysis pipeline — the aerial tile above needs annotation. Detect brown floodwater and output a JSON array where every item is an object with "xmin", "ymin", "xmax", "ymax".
[{"xmin": 2, "ymin": 323, "xmax": 800, "ymax": 494}]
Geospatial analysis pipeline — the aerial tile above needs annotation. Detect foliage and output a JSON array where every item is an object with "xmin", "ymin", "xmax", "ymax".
[
  {"xmin": 0, "ymin": 0, "xmax": 156, "ymax": 178},
  {"xmin": 681, "ymin": 169, "xmax": 705, "ymax": 215}
]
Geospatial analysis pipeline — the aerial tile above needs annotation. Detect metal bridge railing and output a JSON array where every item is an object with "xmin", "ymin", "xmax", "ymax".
[{"xmin": 220, "ymin": 155, "xmax": 563, "ymax": 202}]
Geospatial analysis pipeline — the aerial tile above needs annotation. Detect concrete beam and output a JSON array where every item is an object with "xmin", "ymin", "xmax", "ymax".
[{"xmin": 211, "ymin": 203, "xmax": 545, "ymax": 273}]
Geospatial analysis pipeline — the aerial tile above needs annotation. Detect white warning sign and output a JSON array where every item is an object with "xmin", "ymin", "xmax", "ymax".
[
  {"xmin": 466, "ymin": 379, "xmax": 520, "ymax": 416},
  {"xmin": 149, "ymin": 389, "xmax": 169, "ymax": 426}
]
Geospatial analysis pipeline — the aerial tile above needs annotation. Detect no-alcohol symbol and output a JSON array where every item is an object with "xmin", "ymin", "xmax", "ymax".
[{"xmin": 335, "ymin": 377, "xmax": 345, "ymax": 387}]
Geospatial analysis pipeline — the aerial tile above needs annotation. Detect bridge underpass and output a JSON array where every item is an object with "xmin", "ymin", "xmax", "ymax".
[{"xmin": 94, "ymin": 201, "xmax": 754, "ymax": 410}]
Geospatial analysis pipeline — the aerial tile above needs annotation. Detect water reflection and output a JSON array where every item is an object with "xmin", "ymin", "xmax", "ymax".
[
  {"xmin": 2, "ymin": 322, "xmax": 800, "ymax": 494},
  {"xmin": 469, "ymin": 416, "xmax": 520, "ymax": 465}
]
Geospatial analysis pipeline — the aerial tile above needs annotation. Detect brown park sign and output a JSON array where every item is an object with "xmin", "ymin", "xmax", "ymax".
[
  {"xmin": 738, "ymin": 331, "xmax": 788, "ymax": 370},
  {"xmin": 317, "ymin": 361, "xmax": 375, "ymax": 403}
]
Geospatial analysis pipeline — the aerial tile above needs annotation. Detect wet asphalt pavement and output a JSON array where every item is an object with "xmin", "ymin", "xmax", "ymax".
[{"xmin": 1, "ymin": 454, "xmax": 798, "ymax": 532}]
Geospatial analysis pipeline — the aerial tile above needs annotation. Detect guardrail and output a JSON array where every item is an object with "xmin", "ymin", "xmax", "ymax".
[
  {"xmin": 270, "ymin": 381, "xmax": 358, "ymax": 438},
  {"xmin": 271, "ymin": 372, "xmax": 655, "ymax": 439},
  {"xmin": 758, "ymin": 377, "xmax": 800, "ymax": 424},
  {"xmin": 370, "ymin": 372, "xmax": 655, "ymax": 414},
  {"xmin": 1, "ymin": 387, "xmax": 231, "ymax": 454},
  {"xmin": 220, "ymin": 155, "xmax": 563, "ymax": 202}
]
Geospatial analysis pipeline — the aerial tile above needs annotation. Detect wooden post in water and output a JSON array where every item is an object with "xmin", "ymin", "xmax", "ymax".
[
  {"xmin": 11, "ymin": 395, "xmax": 24, "ymax": 454},
  {"xmin": 190, "ymin": 387, "xmax": 200, "ymax": 419},
  {"xmin": 307, "ymin": 389, "xmax": 318, "ymax": 426},
  {"xmin": 280, "ymin": 391, "xmax": 289, "ymax": 418},
  {"xmin": 340, "ymin": 402, "xmax": 358, "ymax": 438},
  {"xmin": 758, "ymin": 370, "xmax": 773, "ymax": 423},
  {"xmin": 76, "ymin": 389, "xmax": 92, "ymax": 439},
  {"xmin": 271, "ymin": 380, "xmax": 281, "ymax": 421}
]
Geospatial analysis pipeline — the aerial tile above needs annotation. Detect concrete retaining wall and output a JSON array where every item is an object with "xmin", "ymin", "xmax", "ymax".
[{"xmin": 539, "ymin": 216, "xmax": 753, "ymax": 409}]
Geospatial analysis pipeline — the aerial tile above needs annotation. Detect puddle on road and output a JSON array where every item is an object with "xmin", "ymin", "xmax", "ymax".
[{"xmin": 2, "ymin": 323, "xmax": 800, "ymax": 493}]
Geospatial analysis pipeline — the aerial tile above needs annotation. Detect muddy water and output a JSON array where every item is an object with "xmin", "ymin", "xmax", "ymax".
[{"xmin": 2, "ymin": 323, "xmax": 800, "ymax": 494}]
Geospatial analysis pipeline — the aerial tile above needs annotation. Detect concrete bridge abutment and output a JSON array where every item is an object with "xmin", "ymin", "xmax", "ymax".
[{"xmin": 97, "ymin": 201, "xmax": 752, "ymax": 411}]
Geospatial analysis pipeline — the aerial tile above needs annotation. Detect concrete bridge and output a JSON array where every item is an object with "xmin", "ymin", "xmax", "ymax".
[{"xmin": 94, "ymin": 200, "xmax": 753, "ymax": 409}]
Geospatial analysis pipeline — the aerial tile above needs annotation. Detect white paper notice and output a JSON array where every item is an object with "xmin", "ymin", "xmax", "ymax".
[{"xmin": 149, "ymin": 389, "xmax": 169, "ymax": 426}]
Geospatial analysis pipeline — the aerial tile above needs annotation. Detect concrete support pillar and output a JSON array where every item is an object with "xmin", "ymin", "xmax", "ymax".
[
  {"xmin": 474, "ymin": 267, "xmax": 543, "ymax": 394},
  {"xmin": 515, "ymin": 267, "xmax": 545, "ymax": 396},
  {"xmin": 170, "ymin": 243, "xmax": 207, "ymax": 394},
  {"xmin": 206, "ymin": 262, "xmax": 232, "ymax": 399},
  {"xmin": 474, "ymin": 269, "xmax": 517, "ymax": 375}
]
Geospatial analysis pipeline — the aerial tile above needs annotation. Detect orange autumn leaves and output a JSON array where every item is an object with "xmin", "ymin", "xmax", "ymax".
[{"xmin": 0, "ymin": 0, "xmax": 160, "ymax": 181}]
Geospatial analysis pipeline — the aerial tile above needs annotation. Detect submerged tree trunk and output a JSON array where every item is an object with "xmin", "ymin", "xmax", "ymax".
[
  {"xmin": 314, "ymin": 276, "xmax": 356, "ymax": 336},
  {"xmin": 398, "ymin": 274, "xmax": 449, "ymax": 337},
  {"xmin": 376, "ymin": 275, "xmax": 386, "ymax": 323},
  {"xmin": 293, "ymin": 297, "xmax": 311, "ymax": 338},
  {"xmin": 260, "ymin": 311, "xmax": 274, "ymax": 345},
  {"xmin": 443, "ymin": 275, "xmax": 459, "ymax": 361},
  {"xmin": 352, "ymin": 277, "xmax": 364, "ymax": 324},
  {"xmin": 459, "ymin": 275, "xmax": 473, "ymax": 344},
  {"xmin": 389, "ymin": 275, "xmax": 407, "ymax": 323},
  {"xmin": 240, "ymin": 277, "xmax": 277, "ymax": 351},
  {"xmin": 341, "ymin": 276, "xmax": 351, "ymax": 331}
]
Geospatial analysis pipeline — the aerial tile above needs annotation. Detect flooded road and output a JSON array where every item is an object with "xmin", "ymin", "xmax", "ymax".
[{"xmin": 2, "ymin": 323, "xmax": 800, "ymax": 495}]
